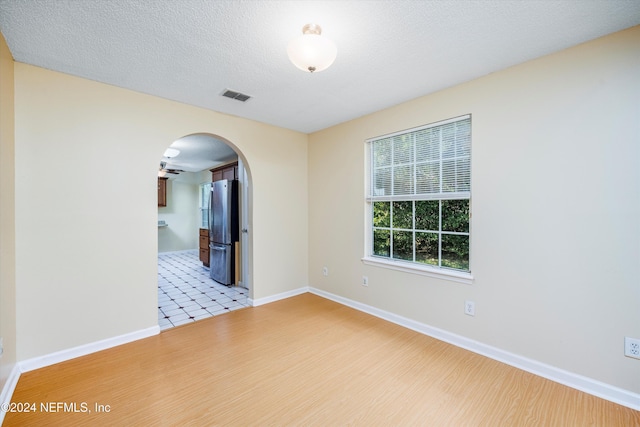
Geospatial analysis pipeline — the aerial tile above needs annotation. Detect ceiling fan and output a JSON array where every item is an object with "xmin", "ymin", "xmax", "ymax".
[{"xmin": 159, "ymin": 161, "xmax": 184, "ymax": 176}]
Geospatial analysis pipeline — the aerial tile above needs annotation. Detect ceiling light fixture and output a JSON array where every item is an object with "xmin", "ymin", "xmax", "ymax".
[
  {"xmin": 163, "ymin": 148, "xmax": 180, "ymax": 158},
  {"xmin": 287, "ymin": 24, "xmax": 337, "ymax": 73}
]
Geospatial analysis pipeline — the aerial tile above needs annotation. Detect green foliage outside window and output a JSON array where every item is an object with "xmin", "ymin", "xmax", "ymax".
[
  {"xmin": 415, "ymin": 200, "xmax": 439, "ymax": 231},
  {"xmin": 373, "ymin": 202, "xmax": 390, "ymax": 227},
  {"xmin": 442, "ymin": 234, "xmax": 469, "ymax": 270},
  {"xmin": 372, "ymin": 199, "xmax": 469, "ymax": 271},
  {"xmin": 392, "ymin": 201, "xmax": 412, "ymax": 229},
  {"xmin": 415, "ymin": 232, "xmax": 439, "ymax": 266},
  {"xmin": 373, "ymin": 229, "xmax": 390, "ymax": 257},
  {"xmin": 442, "ymin": 199, "xmax": 469, "ymax": 232}
]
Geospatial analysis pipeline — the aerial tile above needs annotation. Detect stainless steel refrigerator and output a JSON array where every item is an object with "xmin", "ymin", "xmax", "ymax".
[{"xmin": 209, "ymin": 179, "xmax": 239, "ymax": 285}]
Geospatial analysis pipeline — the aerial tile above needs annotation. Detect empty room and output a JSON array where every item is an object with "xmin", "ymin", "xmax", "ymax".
[{"xmin": 0, "ymin": 1, "xmax": 639, "ymax": 425}]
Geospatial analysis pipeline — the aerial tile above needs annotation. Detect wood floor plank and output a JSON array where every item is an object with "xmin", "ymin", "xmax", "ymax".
[{"xmin": 4, "ymin": 293, "xmax": 639, "ymax": 426}]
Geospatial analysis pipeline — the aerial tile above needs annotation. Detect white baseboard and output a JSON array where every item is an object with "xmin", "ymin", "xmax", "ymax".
[
  {"xmin": 0, "ymin": 325, "xmax": 159, "ymax": 423},
  {"xmin": 249, "ymin": 286, "xmax": 309, "ymax": 307},
  {"xmin": 308, "ymin": 287, "xmax": 640, "ymax": 411},
  {"xmin": 0, "ymin": 363, "xmax": 21, "ymax": 426},
  {"xmin": 20, "ymin": 325, "xmax": 160, "ymax": 373}
]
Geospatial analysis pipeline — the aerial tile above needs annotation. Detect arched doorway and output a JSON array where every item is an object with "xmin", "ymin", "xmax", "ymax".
[{"xmin": 156, "ymin": 133, "xmax": 252, "ymax": 330}]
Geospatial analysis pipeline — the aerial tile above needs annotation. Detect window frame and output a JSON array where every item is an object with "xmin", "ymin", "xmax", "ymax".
[
  {"xmin": 363, "ymin": 115, "xmax": 473, "ymax": 285},
  {"xmin": 199, "ymin": 182, "xmax": 211, "ymax": 229}
]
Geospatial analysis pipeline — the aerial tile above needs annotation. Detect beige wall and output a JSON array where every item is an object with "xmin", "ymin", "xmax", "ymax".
[
  {"xmin": 14, "ymin": 64, "xmax": 308, "ymax": 360},
  {"xmin": 0, "ymin": 31, "xmax": 16, "ymax": 390},
  {"xmin": 308, "ymin": 26, "xmax": 640, "ymax": 393},
  {"xmin": 158, "ymin": 173, "xmax": 200, "ymax": 253}
]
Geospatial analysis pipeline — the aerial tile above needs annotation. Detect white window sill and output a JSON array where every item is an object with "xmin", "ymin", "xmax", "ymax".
[{"xmin": 361, "ymin": 256, "xmax": 473, "ymax": 285}]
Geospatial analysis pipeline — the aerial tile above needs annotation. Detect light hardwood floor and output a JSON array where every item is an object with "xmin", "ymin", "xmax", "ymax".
[{"xmin": 4, "ymin": 293, "xmax": 639, "ymax": 426}]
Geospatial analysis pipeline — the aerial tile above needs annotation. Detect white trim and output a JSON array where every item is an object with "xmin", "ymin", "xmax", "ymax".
[
  {"xmin": 367, "ymin": 192, "xmax": 470, "ymax": 202},
  {"xmin": 0, "ymin": 364, "xmax": 21, "ymax": 426},
  {"xmin": 19, "ymin": 325, "xmax": 160, "ymax": 373},
  {"xmin": 362, "ymin": 256, "xmax": 473, "ymax": 285},
  {"xmin": 308, "ymin": 287, "xmax": 640, "ymax": 411},
  {"xmin": 366, "ymin": 114, "xmax": 471, "ymax": 142},
  {"xmin": 239, "ymin": 160, "xmax": 250, "ymax": 296},
  {"xmin": 1, "ymin": 326, "xmax": 159, "ymax": 421},
  {"xmin": 249, "ymin": 286, "xmax": 309, "ymax": 307}
]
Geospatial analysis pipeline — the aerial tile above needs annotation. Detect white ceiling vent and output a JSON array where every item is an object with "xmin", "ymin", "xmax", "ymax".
[{"xmin": 221, "ymin": 89, "xmax": 251, "ymax": 102}]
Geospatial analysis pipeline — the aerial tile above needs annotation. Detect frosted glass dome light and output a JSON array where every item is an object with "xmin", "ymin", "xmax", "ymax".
[
  {"xmin": 163, "ymin": 148, "xmax": 180, "ymax": 158},
  {"xmin": 287, "ymin": 24, "xmax": 337, "ymax": 73}
]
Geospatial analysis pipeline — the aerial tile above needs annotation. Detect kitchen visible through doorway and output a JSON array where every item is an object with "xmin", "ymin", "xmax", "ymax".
[{"xmin": 158, "ymin": 250, "xmax": 249, "ymax": 330}]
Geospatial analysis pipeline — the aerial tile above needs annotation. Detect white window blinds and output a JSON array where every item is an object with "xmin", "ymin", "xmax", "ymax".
[{"xmin": 369, "ymin": 115, "xmax": 471, "ymax": 200}]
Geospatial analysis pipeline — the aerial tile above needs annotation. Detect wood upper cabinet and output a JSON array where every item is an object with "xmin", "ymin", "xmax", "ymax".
[
  {"xmin": 158, "ymin": 178, "xmax": 168, "ymax": 207},
  {"xmin": 211, "ymin": 162, "xmax": 238, "ymax": 182},
  {"xmin": 222, "ymin": 166, "xmax": 236, "ymax": 181}
]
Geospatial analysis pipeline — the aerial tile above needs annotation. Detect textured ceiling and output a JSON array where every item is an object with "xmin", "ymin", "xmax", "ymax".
[
  {"xmin": 162, "ymin": 133, "xmax": 238, "ymax": 173},
  {"xmin": 0, "ymin": 0, "xmax": 639, "ymax": 135}
]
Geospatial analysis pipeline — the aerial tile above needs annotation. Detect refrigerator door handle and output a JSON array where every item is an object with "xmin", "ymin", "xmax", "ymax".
[{"xmin": 210, "ymin": 244, "xmax": 226, "ymax": 251}]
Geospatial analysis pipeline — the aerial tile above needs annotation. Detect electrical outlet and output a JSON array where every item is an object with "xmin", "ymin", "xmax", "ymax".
[
  {"xmin": 624, "ymin": 337, "xmax": 640, "ymax": 359},
  {"xmin": 362, "ymin": 276, "xmax": 368, "ymax": 286},
  {"xmin": 322, "ymin": 267, "xmax": 328, "ymax": 276},
  {"xmin": 464, "ymin": 300, "xmax": 475, "ymax": 316}
]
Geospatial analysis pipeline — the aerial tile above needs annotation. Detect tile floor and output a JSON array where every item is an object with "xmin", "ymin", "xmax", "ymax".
[{"xmin": 158, "ymin": 250, "xmax": 249, "ymax": 330}]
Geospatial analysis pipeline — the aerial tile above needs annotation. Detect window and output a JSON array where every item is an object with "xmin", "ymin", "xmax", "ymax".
[
  {"xmin": 199, "ymin": 182, "xmax": 211, "ymax": 228},
  {"xmin": 366, "ymin": 115, "xmax": 471, "ymax": 276}
]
